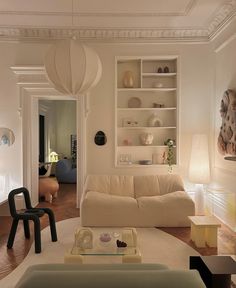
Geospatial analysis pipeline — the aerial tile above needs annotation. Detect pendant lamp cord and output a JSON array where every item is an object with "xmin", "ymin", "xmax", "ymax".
[{"xmin": 71, "ymin": 0, "xmax": 76, "ymax": 40}]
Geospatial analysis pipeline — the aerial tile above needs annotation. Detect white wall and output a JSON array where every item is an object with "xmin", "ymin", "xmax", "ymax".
[
  {"xmin": 0, "ymin": 39, "xmax": 222, "ymax": 216},
  {"xmin": 0, "ymin": 43, "xmax": 23, "ymax": 205},
  {"xmin": 55, "ymin": 100, "xmax": 76, "ymax": 158},
  {"xmin": 87, "ymin": 43, "xmax": 214, "ymax": 183},
  {"xmin": 209, "ymin": 19, "xmax": 236, "ymax": 231}
]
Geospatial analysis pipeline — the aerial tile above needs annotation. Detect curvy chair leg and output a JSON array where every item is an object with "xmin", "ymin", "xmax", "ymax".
[
  {"xmin": 7, "ymin": 218, "xmax": 19, "ymax": 249},
  {"xmin": 23, "ymin": 220, "xmax": 30, "ymax": 239},
  {"xmin": 43, "ymin": 208, "xmax": 57, "ymax": 242},
  {"xmin": 33, "ymin": 217, "xmax": 41, "ymax": 253}
]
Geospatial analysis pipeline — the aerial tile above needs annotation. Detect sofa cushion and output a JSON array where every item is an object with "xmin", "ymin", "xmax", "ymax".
[
  {"xmin": 134, "ymin": 175, "xmax": 160, "ymax": 198},
  {"xmin": 85, "ymin": 175, "xmax": 110, "ymax": 194},
  {"xmin": 110, "ymin": 175, "xmax": 134, "ymax": 197},
  {"xmin": 137, "ymin": 191, "xmax": 195, "ymax": 227},
  {"xmin": 85, "ymin": 175, "xmax": 134, "ymax": 197},
  {"xmin": 81, "ymin": 191, "xmax": 139, "ymax": 226},
  {"xmin": 158, "ymin": 174, "xmax": 185, "ymax": 195}
]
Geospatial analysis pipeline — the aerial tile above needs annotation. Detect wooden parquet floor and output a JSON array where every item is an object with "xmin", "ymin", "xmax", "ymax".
[{"xmin": 0, "ymin": 183, "xmax": 235, "ymax": 280}]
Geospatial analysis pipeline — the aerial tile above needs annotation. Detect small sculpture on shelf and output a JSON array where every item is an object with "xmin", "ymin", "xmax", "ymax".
[
  {"xmin": 157, "ymin": 67, "xmax": 162, "ymax": 73},
  {"xmin": 164, "ymin": 138, "xmax": 175, "ymax": 173},
  {"xmin": 152, "ymin": 103, "xmax": 165, "ymax": 108},
  {"xmin": 123, "ymin": 139, "xmax": 132, "ymax": 146},
  {"xmin": 153, "ymin": 82, "xmax": 163, "ymax": 88},
  {"xmin": 164, "ymin": 66, "xmax": 169, "ymax": 73},
  {"xmin": 123, "ymin": 118, "xmax": 139, "ymax": 127},
  {"xmin": 140, "ymin": 132, "xmax": 154, "ymax": 145},
  {"xmin": 147, "ymin": 113, "xmax": 163, "ymax": 127}
]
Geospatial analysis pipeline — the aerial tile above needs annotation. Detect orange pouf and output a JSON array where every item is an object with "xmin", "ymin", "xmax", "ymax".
[{"xmin": 39, "ymin": 178, "xmax": 59, "ymax": 203}]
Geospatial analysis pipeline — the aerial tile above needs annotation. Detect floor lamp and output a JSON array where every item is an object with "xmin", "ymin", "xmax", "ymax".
[{"xmin": 188, "ymin": 134, "xmax": 210, "ymax": 215}]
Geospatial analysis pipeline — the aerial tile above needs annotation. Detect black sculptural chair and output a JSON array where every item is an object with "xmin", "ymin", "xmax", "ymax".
[{"xmin": 7, "ymin": 187, "xmax": 57, "ymax": 253}]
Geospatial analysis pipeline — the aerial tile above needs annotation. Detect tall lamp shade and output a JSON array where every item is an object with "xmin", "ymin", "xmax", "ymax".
[
  {"xmin": 189, "ymin": 134, "xmax": 210, "ymax": 184},
  {"xmin": 44, "ymin": 40, "xmax": 102, "ymax": 96},
  {"xmin": 189, "ymin": 134, "xmax": 210, "ymax": 215}
]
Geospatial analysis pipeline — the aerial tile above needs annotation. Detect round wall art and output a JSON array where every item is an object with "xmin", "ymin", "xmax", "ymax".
[{"xmin": 0, "ymin": 128, "xmax": 15, "ymax": 146}]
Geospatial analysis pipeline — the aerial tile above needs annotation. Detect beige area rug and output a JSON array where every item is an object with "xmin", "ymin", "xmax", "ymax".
[{"xmin": 0, "ymin": 217, "xmax": 201, "ymax": 288}]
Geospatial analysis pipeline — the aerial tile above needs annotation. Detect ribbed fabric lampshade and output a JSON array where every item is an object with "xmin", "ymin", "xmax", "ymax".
[
  {"xmin": 189, "ymin": 134, "xmax": 210, "ymax": 184},
  {"xmin": 44, "ymin": 40, "xmax": 102, "ymax": 96}
]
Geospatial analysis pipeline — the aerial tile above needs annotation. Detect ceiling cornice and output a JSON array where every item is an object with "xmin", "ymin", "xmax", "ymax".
[
  {"xmin": 0, "ymin": 0, "xmax": 235, "ymax": 43},
  {"xmin": 0, "ymin": 26, "xmax": 210, "ymax": 43}
]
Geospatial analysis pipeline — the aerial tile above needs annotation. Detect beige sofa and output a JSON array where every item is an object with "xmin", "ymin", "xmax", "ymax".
[
  {"xmin": 81, "ymin": 174, "xmax": 195, "ymax": 227},
  {"xmin": 16, "ymin": 263, "xmax": 206, "ymax": 288}
]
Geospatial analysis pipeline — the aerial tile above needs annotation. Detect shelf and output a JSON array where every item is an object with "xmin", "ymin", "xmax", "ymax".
[
  {"xmin": 116, "ymin": 56, "xmax": 178, "ymax": 168},
  {"xmin": 117, "ymin": 145, "xmax": 176, "ymax": 148},
  {"xmin": 118, "ymin": 126, "xmax": 176, "ymax": 130},
  {"xmin": 142, "ymin": 73, "xmax": 177, "ymax": 77},
  {"xmin": 116, "ymin": 164, "xmax": 168, "ymax": 168},
  {"xmin": 117, "ymin": 107, "xmax": 176, "ymax": 111},
  {"xmin": 117, "ymin": 88, "xmax": 176, "ymax": 92}
]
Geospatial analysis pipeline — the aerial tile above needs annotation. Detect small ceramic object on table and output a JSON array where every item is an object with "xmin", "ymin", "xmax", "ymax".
[{"xmin": 99, "ymin": 232, "xmax": 112, "ymax": 243}]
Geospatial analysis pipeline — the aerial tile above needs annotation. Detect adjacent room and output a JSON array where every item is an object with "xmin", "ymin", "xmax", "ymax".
[{"xmin": 0, "ymin": 1, "xmax": 235, "ymax": 287}]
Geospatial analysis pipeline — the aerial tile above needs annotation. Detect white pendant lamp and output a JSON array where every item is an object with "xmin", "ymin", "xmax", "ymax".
[{"xmin": 44, "ymin": 39, "xmax": 102, "ymax": 96}]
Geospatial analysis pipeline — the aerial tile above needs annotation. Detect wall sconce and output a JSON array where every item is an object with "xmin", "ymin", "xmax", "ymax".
[{"xmin": 189, "ymin": 134, "xmax": 210, "ymax": 215}]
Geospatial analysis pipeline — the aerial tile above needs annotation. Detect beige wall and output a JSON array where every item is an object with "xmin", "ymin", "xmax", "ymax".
[
  {"xmin": 0, "ymin": 30, "xmax": 235, "ymax": 225},
  {"xmin": 87, "ymin": 43, "xmax": 214, "ymax": 182},
  {"xmin": 209, "ymin": 18, "xmax": 236, "ymax": 230}
]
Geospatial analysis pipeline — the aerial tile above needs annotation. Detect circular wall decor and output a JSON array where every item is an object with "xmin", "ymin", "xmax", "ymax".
[{"xmin": 128, "ymin": 97, "xmax": 141, "ymax": 108}]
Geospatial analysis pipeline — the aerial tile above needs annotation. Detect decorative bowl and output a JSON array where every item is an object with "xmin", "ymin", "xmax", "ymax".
[{"xmin": 139, "ymin": 160, "xmax": 152, "ymax": 165}]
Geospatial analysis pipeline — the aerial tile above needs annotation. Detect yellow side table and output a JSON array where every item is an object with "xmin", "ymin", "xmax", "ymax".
[{"xmin": 188, "ymin": 216, "xmax": 221, "ymax": 248}]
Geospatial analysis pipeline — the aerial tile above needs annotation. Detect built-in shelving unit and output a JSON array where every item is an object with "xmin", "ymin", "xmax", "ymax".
[{"xmin": 115, "ymin": 56, "xmax": 179, "ymax": 167}]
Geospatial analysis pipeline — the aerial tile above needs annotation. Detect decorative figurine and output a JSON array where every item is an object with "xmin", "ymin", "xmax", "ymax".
[{"xmin": 164, "ymin": 66, "xmax": 169, "ymax": 73}]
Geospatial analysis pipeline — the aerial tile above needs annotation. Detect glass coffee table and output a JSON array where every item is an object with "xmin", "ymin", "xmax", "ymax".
[{"xmin": 64, "ymin": 227, "xmax": 142, "ymax": 264}]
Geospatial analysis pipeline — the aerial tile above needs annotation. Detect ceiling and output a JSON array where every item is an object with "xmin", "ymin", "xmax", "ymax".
[{"xmin": 0, "ymin": 0, "xmax": 235, "ymax": 42}]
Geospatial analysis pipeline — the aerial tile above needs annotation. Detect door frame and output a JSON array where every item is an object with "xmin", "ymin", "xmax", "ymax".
[{"xmin": 11, "ymin": 66, "xmax": 86, "ymax": 208}]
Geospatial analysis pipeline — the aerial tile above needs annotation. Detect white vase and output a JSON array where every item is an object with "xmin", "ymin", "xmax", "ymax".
[{"xmin": 147, "ymin": 114, "xmax": 163, "ymax": 127}]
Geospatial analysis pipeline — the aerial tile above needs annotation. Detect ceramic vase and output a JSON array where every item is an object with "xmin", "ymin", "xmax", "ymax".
[
  {"xmin": 147, "ymin": 113, "xmax": 163, "ymax": 127},
  {"xmin": 123, "ymin": 70, "xmax": 134, "ymax": 88}
]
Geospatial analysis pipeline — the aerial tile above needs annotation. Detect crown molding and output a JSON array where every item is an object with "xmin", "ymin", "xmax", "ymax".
[
  {"xmin": 208, "ymin": 0, "xmax": 236, "ymax": 39},
  {"xmin": 0, "ymin": 26, "xmax": 210, "ymax": 42},
  {"xmin": 0, "ymin": 0, "xmax": 235, "ymax": 42}
]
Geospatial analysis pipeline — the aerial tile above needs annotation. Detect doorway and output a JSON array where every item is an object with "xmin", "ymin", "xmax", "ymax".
[
  {"xmin": 11, "ymin": 66, "xmax": 86, "ymax": 209},
  {"xmin": 38, "ymin": 99, "xmax": 77, "ymax": 200}
]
